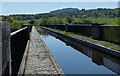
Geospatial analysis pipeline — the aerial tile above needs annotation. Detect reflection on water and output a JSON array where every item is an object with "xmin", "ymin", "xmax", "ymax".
[{"xmin": 37, "ymin": 27, "xmax": 120, "ymax": 75}]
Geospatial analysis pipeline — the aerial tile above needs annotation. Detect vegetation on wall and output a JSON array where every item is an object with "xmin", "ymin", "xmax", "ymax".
[{"xmin": 8, "ymin": 8, "xmax": 119, "ymax": 20}]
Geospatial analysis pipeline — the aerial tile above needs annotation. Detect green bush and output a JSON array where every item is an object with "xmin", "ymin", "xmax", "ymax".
[
  {"xmin": 72, "ymin": 20, "xmax": 84, "ymax": 24},
  {"xmin": 2, "ymin": 16, "xmax": 28, "ymax": 32},
  {"xmin": 66, "ymin": 16, "xmax": 74, "ymax": 24},
  {"xmin": 82, "ymin": 20, "xmax": 92, "ymax": 24}
]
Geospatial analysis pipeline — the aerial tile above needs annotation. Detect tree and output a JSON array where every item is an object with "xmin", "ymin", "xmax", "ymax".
[
  {"xmin": 72, "ymin": 20, "xmax": 84, "ymax": 24},
  {"xmin": 81, "ymin": 9, "xmax": 85, "ymax": 11}
]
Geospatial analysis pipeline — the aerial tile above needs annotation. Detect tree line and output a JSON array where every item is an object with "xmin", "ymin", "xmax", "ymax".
[
  {"xmin": 40, "ymin": 16, "xmax": 92, "ymax": 25},
  {"xmin": 1, "ymin": 7, "xmax": 120, "ymax": 31},
  {"xmin": 2, "ymin": 16, "xmax": 28, "ymax": 32}
]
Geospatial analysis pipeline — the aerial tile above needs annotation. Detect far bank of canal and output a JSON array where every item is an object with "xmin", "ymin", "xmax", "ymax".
[{"xmin": 36, "ymin": 27, "xmax": 120, "ymax": 75}]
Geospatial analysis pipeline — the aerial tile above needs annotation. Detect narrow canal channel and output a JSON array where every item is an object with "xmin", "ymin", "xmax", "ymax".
[{"xmin": 37, "ymin": 27, "xmax": 120, "ymax": 75}]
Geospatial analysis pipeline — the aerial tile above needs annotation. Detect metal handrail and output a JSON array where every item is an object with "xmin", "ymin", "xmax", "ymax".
[{"xmin": 11, "ymin": 27, "xmax": 27, "ymax": 36}]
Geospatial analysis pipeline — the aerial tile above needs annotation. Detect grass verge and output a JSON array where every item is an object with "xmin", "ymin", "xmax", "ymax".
[{"xmin": 40, "ymin": 26, "xmax": 120, "ymax": 51}]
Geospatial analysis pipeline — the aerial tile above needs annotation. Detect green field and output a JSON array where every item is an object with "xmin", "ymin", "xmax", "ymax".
[{"xmin": 26, "ymin": 17, "xmax": 119, "ymax": 26}]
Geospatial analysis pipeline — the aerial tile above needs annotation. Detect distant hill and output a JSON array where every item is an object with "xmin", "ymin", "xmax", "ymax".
[
  {"xmin": 6, "ymin": 8, "xmax": 119, "ymax": 20},
  {"xmin": 49, "ymin": 8, "xmax": 80, "ymax": 17}
]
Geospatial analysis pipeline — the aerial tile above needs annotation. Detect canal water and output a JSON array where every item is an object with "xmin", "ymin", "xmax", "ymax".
[{"xmin": 37, "ymin": 28, "xmax": 120, "ymax": 75}]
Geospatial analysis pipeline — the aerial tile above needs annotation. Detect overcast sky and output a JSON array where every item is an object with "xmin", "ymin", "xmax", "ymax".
[{"xmin": 1, "ymin": 0, "xmax": 120, "ymax": 2}]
